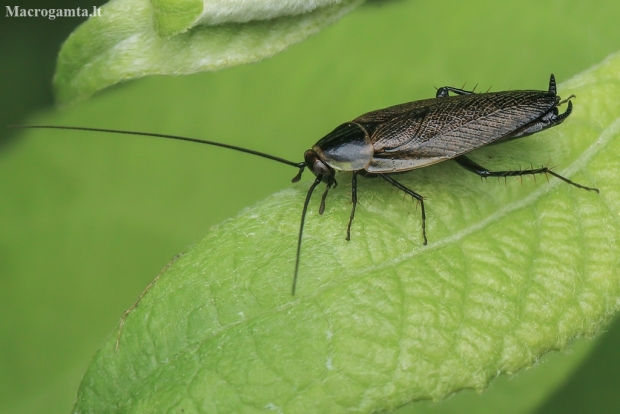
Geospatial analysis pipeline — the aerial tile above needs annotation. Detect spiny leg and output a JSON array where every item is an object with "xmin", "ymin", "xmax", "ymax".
[
  {"xmin": 436, "ymin": 85, "xmax": 476, "ymax": 98},
  {"xmin": 455, "ymin": 155, "xmax": 599, "ymax": 193},
  {"xmin": 346, "ymin": 171, "xmax": 358, "ymax": 241},
  {"xmin": 380, "ymin": 174, "xmax": 428, "ymax": 245},
  {"xmin": 116, "ymin": 253, "xmax": 183, "ymax": 351}
]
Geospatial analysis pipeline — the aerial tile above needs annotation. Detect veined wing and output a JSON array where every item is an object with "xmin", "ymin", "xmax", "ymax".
[
  {"xmin": 366, "ymin": 91, "xmax": 557, "ymax": 172},
  {"xmin": 354, "ymin": 97, "xmax": 438, "ymax": 124}
]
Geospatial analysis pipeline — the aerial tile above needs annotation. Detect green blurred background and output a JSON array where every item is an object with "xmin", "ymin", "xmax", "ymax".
[{"xmin": 1, "ymin": 0, "xmax": 620, "ymax": 413}]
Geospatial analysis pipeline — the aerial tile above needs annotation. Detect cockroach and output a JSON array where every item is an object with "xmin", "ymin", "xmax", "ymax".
[{"xmin": 12, "ymin": 74, "xmax": 599, "ymax": 294}]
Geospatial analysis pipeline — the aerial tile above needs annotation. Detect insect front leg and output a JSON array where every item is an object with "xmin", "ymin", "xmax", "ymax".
[
  {"xmin": 455, "ymin": 155, "xmax": 599, "ymax": 193},
  {"xmin": 319, "ymin": 182, "xmax": 333, "ymax": 215},
  {"xmin": 380, "ymin": 174, "xmax": 428, "ymax": 245},
  {"xmin": 318, "ymin": 176, "xmax": 338, "ymax": 215},
  {"xmin": 346, "ymin": 171, "xmax": 358, "ymax": 241}
]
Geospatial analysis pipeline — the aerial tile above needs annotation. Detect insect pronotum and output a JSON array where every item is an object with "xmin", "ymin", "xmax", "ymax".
[{"xmin": 12, "ymin": 74, "xmax": 599, "ymax": 294}]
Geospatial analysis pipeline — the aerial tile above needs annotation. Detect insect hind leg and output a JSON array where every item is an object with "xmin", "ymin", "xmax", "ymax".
[
  {"xmin": 455, "ymin": 155, "xmax": 599, "ymax": 193},
  {"xmin": 436, "ymin": 86, "xmax": 475, "ymax": 98},
  {"xmin": 380, "ymin": 174, "xmax": 428, "ymax": 245}
]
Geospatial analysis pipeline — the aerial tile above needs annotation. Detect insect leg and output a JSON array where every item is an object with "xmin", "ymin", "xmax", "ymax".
[
  {"xmin": 346, "ymin": 171, "xmax": 358, "ymax": 241},
  {"xmin": 319, "ymin": 182, "xmax": 332, "ymax": 215},
  {"xmin": 455, "ymin": 155, "xmax": 599, "ymax": 193},
  {"xmin": 436, "ymin": 86, "xmax": 475, "ymax": 98},
  {"xmin": 380, "ymin": 174, "xmax": 428, "ymax": 245},
  {"xmin": 318, "ymin": 175, "xmax": 338, "ymax": 215}
]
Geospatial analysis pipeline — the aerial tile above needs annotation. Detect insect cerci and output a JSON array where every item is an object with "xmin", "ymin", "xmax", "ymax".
[{"xmin": 13, "ymin": 74, "xmax": 599, "ymax": 294}]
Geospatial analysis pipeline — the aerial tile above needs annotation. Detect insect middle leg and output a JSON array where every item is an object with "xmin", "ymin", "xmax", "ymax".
[
  {"xmin": 380, "ymin": 174, "xmax": 428, "ymax": 245},
  {"xmin": 455, "ymin": 155, "xmax": 599, "ymax": 193},
  {"xmin": 346, "ymin": 171, "xmax": 358, "ymax": 241}
]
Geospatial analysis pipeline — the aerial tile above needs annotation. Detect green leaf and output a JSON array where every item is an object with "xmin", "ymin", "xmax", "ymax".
[
  {"xmin": 72, "ymin": 52, "xmax": 620, "ymax": 412},
  {"xmin": 151, "ymin": 0, "xmax": 203, "ymax": 35},
  {"xmin": 5, "ymin": 1, "xmax": 620, "ymax": 413},
  {"xmin": 53, "ymin": 0, "xmax": 362, "ymax": 104}
]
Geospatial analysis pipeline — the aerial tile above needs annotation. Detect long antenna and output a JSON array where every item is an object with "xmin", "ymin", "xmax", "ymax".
[
  {"xmin": 9, "ymin": 125, "xmax": 305, "ymax": 170},
  {"xmin": 292, "ymin": 174, "xmax": 323, "ymax": 295},
  {"xmin": 10, "ymin": 124, "xmax": 315, "ymax": 295}
]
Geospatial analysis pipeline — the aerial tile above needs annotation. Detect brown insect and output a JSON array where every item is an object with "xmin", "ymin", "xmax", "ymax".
[{"xmin": 12, "ymin": 74, "xmax": 598, "ymax": 294}]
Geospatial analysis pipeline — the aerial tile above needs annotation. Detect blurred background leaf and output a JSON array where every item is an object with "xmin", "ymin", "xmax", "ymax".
[
  {"xmin": 54, "ymin": 0, "xmax": 363, "ymax": 104},
  {"xmin": 1, "ymin": 0, "xmax": 619, "ymax": 413}
]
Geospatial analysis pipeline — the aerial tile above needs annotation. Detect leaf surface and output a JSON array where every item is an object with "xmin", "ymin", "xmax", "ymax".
[{"xmin": 73, "ymin": 52, "xmax": 620, "ymax": 413}]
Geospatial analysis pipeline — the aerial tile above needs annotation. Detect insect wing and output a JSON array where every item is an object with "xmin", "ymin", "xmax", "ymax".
[
  {"xmin": 353, "ymin": 97, "xmax": 438, "ymax": 124},
  {"xmin": 366, "ymin": 91, "xmax": 557, "ymax": 173}
]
